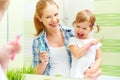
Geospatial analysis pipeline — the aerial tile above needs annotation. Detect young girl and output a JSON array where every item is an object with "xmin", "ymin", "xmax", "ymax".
[{"xmin": 68, "ymin": 10, "xmax": 102, "ymax": 79}]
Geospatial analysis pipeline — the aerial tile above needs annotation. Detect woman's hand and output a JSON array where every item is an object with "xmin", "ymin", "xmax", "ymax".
[
  {"xmin": 84, "ymin": 65, "xmax": 101, "ymax": 80},
  {"xmin": 34, "ymin": 51, "xmax": 49, "ymax": 74},
  {"xmin": 40, "ymin": 51, "xmax": 49, "ymax": 65}
]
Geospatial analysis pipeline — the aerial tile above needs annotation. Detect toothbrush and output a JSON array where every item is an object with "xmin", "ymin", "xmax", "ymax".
[
  {"xmin": 87, "ymin": 37, "xmax": 104, "ymax": 49},
  {"xmin": 40, "ymin": 37, "xmax": 48, "ymax": 63},
  {"xmin": 40, "ymin": 36, "xmax": 45, "ymax": 52},
  {"xmin": 41, "ymin": 44, "xmax": 45, "ymax": 51},
  {"xmin": 10, "ymin": 33, "xmax": 22, "ymax": 60}
]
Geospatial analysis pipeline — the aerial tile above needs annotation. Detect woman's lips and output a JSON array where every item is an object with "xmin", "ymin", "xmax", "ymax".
[{"xmin": 50, "ymin": 24, "xmax": 58, "ymax": 27}]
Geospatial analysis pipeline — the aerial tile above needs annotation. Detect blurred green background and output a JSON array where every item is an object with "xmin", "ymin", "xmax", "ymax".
[{"xmin": 95, "ymin": 0, "xmax": 120, "ymax": 77}]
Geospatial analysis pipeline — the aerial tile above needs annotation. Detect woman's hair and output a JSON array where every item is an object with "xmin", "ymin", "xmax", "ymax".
[
  {"xmin": 0, "ymin": 0, "xmax": 10, "ymax": 14},
  {"xmin": 73, "ymin": 9, "xmax": 100, "ymax": 33},
  {"xmin": 34, "ymin": 0, "xmax": 59, "ymax": 36}
]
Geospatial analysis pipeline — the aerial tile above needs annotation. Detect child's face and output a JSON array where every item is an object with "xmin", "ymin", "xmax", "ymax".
[
  {"xmin": 74, "ymin": 21, "xmax": 93, "ymax": 39},
  {"xmin": 39, "ymin": 4, "xmax": 60, "ymax": 31}
]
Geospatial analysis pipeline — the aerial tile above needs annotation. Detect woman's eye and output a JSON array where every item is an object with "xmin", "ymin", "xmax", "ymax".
[{"xmin": 46, "ymin": 16, "xmax": 51, "ymax": 19}]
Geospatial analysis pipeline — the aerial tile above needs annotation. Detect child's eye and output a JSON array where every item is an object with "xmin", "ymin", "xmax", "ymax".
[
  {"xmin": 76, "ymin": 26, "xmax": 80, "ymax": 28},
  {"xmin": 83, "ymin": 28, "xmax": 87, "ymax": 30},
  {"xmin": 55, "ymin": 13, "xmax": 58, "ymax": 16}
]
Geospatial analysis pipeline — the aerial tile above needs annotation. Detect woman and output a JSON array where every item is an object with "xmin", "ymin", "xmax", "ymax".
[{"xmin": 32, "ymin": 0, "xmax": 101, "ymax": 79}]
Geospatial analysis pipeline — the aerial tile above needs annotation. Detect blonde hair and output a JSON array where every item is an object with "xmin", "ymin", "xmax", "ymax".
[
  {"xmin": 34, "ymin": 0, "xmax": 59, "ymax": 36},
  {"xmin": 73, "ymin": 10, "xmax": 100, "ymax": 33}
]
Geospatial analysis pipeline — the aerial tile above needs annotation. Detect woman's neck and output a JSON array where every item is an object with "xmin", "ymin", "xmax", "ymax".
[
  {"xmin": 46, "ymin": 28, "xmax": 64, "ymax": 47},
  {"xmin": 46, "ymin": 28, "xmax": 61, "ymax": 37}
]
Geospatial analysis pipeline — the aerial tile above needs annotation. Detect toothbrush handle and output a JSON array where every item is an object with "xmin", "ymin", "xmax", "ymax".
[
  {"xmin": 10, "ymin": 41, "xmax": 18, "ymax": 60},
  {"xmin": 10, "ymin": 53, "xmax": 15, "ymax": 60},
  {"xmin": 10, "ymin": 34, "xmax": 21, "ymax": 60}
]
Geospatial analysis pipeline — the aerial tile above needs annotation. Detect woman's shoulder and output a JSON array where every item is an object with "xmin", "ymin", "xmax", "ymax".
[
  {"xmin": 60, "ymin": 24, "xmax": 74, "ymax": 31},
  {"xmin": 33, "ymin": 31, "xmax": 44, "ymax": 41},
  {"xmin": 60, "ymin": 24, "xmax": 74, "ymax": 36},
  {"xmin": 32, "ymin": 36, "xmax": 40, "ymax": 44}
]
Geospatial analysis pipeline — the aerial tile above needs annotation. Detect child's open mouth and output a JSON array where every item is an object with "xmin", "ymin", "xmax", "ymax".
[{"xmin": 77, "ymin": 33, "xmax": 84, "ymax": 39}]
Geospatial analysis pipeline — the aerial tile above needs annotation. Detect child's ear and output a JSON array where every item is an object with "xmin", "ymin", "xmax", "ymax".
[{"xmin": 91, "ymin": 27, "xmax": 94, "ymax": 31}]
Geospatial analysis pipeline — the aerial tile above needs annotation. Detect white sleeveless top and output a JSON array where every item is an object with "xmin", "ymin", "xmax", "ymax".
[{"xmin": 49, "ymin": 46, "xmax": 70, "ymax": 77}]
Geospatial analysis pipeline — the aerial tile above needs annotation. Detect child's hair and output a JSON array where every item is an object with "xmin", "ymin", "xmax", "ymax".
[
  {"xmin": 73, "ymin": 10, "xmax": 100, "ymax": 33},
  {"xmin": 34, "ymin": 0, "xmax": 59, "ymax": 36}
]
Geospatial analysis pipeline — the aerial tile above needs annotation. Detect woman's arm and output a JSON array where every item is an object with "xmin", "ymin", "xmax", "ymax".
[
  {"xmin": 34, "ymin": 63, "xmax": 47, "ymax": 75},
  {"xmin": 34, "ymin": 51, "xmax": 49, "ymax": 75},
  {"xmin": 32, "ymin": 39, "xmax": 49, "ymax": 75}
]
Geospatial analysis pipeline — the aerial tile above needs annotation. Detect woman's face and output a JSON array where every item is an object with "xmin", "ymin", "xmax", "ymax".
[
  {"xmin": 39, "ymin": 4, "xmax": 60, "ymax": 31},
  {"xmin": 0, "ymin": 0, "xmax": 10, "ymax": 21},
  {"xmin": 0, "ymin": 12, "xmax": 4, "ymax": 21},
  {"xmin": 74, "ymin": 21, "xmax": 93, "ymax": 39}
]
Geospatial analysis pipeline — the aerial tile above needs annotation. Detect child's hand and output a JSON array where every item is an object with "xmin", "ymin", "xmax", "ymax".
[
  {"xmin": 90, "ymin": 39, "xmax": 100, "ymax": 45},
  {"xmin": 40, "ymin": 51, "xmax": 49, "ymax": 65},
  {"xmin": 86, "ymin": 39, "xmax": 100, "ymax": 49}
]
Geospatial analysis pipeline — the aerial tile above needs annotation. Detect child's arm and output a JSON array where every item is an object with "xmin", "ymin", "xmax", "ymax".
[
  {"xmin": 92, "ymin": 48, "xmax": 102, "ymax": 71},
  {"xmin": 84, "ymin": 48, "xmax": 102, "ymax": 79},
  {"xmin": 68, "ymin": 39, "xmax": 100, "ymax": 59}
]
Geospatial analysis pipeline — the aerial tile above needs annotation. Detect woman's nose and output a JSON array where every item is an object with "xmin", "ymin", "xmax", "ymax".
[{"xmin": 52, "ymin": 17, "xmax": 57, "ymax": 22}]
